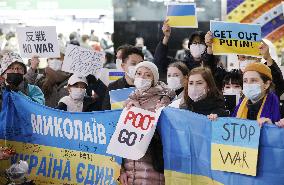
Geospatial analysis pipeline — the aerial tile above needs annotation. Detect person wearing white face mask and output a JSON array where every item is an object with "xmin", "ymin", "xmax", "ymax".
[
  {"xmin": 48, "ymin": 58, "xmax": 62, "ymax": 71},
  {"xmin": 115, "ymin": 44, "xmax": 133, "ymax": 71},
  {"xmin": 222, "ymin": 70, "xmax": 243, "ymax": 114},
  {"xmin": 125, "ymin": 61, "xmax": 175, "ymax": 112},
  {"xmin": 154, "ymin": 20, "xmax": 220, "ymax": 83},
  {"xmin": 166, "ymin": 62, "xmax": 189, "ymax": 108},
  {"xmin": 56, "ymin": 74, "xmax": 97, "ymax": 112},
  {"xmin": 102, "ymin": 46, "xmax": 144, "ymax": 110},
  {"xmin": 237, "ymin": 55, "xmax": 258, "ymax": 72},
  {"xmin": 179, "ymin": 67, "xmax": 228, "ymax": 118},
  {"xmin": 36, "ymin": 49, "xmax": 71, "ymax": 108},
  {"xmin": 231, "ymin": 62, "xmax": 280, "ymax": 127},
  {"xmin": 120, "ymin": 61, "xmax": 175, "ymax": 185}
]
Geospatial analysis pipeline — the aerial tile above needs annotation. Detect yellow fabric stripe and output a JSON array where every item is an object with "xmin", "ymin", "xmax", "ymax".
[
  {"xmin": 164, "ymin": 170, "xmax": 224, "ymax": 185},
  {"xmin": 109, "ymin": 76, "xmax": 122, "ymax": 81},
  {"xmin": 226, "ymin": 0, "xmax": 268, "ymax": 22},
  {"xmin": 111, "ymin": 102, "xmax": 124, "ymax": 110},
  {"xmin": 236, "ymin": 97, "xmax": 249, "ymax": 119},
  {"xmin": 257, "ymin": 95, "xmax": 267, "ymax": 119},
  {"xmin": 211, "ymin": 143, "xmax": 258, "ymax": 176},
  {"xmin": 212, "ymin": 38, "xmax": 261, "ymax": 56},
  {"xmin": 167, "ymin": 15, "xmax": 197, "ymax": 27},
  {"xmin": 236, "ymin": 95, "xmax": 267, "ymax": 119},
  {"xmin": 0, "ymin": 139, "xmax": 120, "ymax": 185}
]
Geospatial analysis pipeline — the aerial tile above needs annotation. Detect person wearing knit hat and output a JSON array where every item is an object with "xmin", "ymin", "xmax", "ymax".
[
  {"xmin": 120, "ymin": 61, "xmax": 175, "ymax": 185},
  {"xmin": 243, "ymin": 62, "xmax": 272, "ymax": 80},
  {"xmin": 133, "ymin": 61, "xmax": 159, "ymax": 87},
  {"xmin": 232, "ymin": 62, "xmax": 281, "ymax": 126}
]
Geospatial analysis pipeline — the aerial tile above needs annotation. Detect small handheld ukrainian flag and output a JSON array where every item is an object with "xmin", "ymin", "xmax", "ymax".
[
  {"xmin": 110, "ymin": 87, "xmax": 135, "ymax": 110},
  {"xmin": 167, "ymin": 3, "xmax": 198, "ymax": 28}
]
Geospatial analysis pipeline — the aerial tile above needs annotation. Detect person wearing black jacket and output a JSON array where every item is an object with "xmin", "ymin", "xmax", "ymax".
[
  {"xmin": 86, "ymin": 74, "xmax": 108, "ymax": 111},
  {"xmin": 260, "ymin": 39, "xmax": 284, "ymax": 118},
  {"xmin": 102, "ymin": 46, "xmax": 144, "ymax": 110},
  {"xmin": 154, "ymin": 20, "xmax": 220, "ymax": 84},
  {"xmin": 179, "ymin": 67, "xmax": 229, "ymax": 118}
]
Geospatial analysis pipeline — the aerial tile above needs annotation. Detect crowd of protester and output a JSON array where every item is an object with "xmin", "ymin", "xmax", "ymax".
[{"xmin": 0, "ymin": 19, "xmax": 284, "ymax": 185}]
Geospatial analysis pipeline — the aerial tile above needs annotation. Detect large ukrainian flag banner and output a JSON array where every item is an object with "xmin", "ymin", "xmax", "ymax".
[
  {"xmin": 210, "ymin": 21, "xmax": 262, "ymax": 57},
  {"xmin": 158, "ymin": 107, "xmax": 284, "ymax": 185},
  {"xmin": 167, "ymin": 3, "xmax": 198, "ymax": 28},
  {"xmin": 0, "ymin": 91, "xmax": 122, "ymax": 185}
]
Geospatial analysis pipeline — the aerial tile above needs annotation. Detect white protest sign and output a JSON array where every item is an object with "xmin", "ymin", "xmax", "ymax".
[
  {"xmin": 16, "ymin": 26, "xmax": 60, "ymax": 58},
  {"xmin": 62, "ymin": 44, "xmax": 105, "ymax": 77},
  {"xmin": 107, "ymin": 107, "xmax": 162, "ymax": 160}
]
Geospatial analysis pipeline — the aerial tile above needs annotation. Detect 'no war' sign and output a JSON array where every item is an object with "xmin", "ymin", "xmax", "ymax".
[
  {"xmin": 16, "ymin": 26, "xmax": 60, "ymax": 58},
  {"xmin": 211, "ymin": 117, "xmax": 261, "ymax": 176}
]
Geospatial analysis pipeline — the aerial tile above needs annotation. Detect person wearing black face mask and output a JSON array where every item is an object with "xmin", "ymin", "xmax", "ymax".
[
  {"xmin": 6, "ymin": 73, "xmax": 24, "ymax": 89},
  {"xmin": 0, "ymin": 52, "xmax": 45, "ymax": 110}
]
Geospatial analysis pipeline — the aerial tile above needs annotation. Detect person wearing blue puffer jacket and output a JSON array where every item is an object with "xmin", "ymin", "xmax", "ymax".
[{"xmin": 0, "ymin": 51, "xmax": 45, "ymax": 110}]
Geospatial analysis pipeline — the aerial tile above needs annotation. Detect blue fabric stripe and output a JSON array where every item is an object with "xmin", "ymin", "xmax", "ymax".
[
  {"xmin": 158, "ymin": 107, "xmax": 284, "ymax": 184},
  {"xmin": 167, "ymin": 4, "xmax": 195, "ymax": 16}
]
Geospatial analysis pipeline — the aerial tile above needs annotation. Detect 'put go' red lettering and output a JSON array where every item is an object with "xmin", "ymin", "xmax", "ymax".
[{"xmin": 124, "ymin": 111, "xmax": 155, "ymax": 130}]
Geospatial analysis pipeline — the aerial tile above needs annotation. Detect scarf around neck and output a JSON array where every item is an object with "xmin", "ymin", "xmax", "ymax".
[{"xmin": 232, "ymin": 92, "xmax": 280, "ymax": 122}]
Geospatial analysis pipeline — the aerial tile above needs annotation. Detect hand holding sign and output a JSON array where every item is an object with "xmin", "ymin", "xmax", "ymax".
[
  {"xmin": 16, "ymin": 26, "xmax": 60, "ymax": 58},
  {"xmin": 205, "ymin": 31, "xmax": 213, "ymax": 47},
  {"xmin": 62, "ymin": 44, "xmax": 104, "ymax": 77},
  {"xmin": 162, "ymin": 19, "xmax": 171, "ymax": 38},
  {"xmin": 107, "ymin": 107, "xmax": 162, "ymax": 160},
  {"xmin": 210, "ymin": 21, "xmax": 262, "ymax": 57},
  {"xmin": 166, "ymin": 3, "xmax": 198, "ymax": 28},
  {"xmin": 211, "ymin": 117, "xmax": 260, "ymax": 176}
]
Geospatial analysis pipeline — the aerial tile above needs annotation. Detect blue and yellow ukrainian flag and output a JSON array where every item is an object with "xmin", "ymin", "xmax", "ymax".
[
  {"xmin": 167, "ymin": 3, "xmax": 197, "ymax": 28},
  {"xmin": 109, "ymin": 71, "xmax": 125, "ymax": 81},
  {"xmin": 158, "ymin": 107, "xmax": 284, "ymax": 185},
  {"xmin": 110, "ymin": 87, "xmax": 135, "ymax": 110}
]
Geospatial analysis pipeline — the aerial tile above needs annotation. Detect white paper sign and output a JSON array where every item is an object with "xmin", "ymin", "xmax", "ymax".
[
  {"xmin": 62, "ymin": 44, "xmax": 105, "ymax": 77},
  {"xmin": 107, "ymin": 107, "xmax": 162, "ymax": 160},
  {"xmin": 16, "ymin": 26, "xmax": 60, "ymax": 58}
]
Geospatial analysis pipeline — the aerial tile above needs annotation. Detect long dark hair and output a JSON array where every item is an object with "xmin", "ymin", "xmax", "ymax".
[{"xmin": 184, "ymin": 67, "xmax": 221, "ymax": 103}]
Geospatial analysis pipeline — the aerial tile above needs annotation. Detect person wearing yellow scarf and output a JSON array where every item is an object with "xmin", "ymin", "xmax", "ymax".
[{"xmin": 232, "ymin": 62, "xmax": 280, "ymax": 126}]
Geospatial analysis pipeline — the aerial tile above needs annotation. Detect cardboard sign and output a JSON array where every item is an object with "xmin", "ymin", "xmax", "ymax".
[
  {"xmin": 211, "ymin": 117, "xmax": 261, "ymax": 176},
  {"xmin": 62, "ymin": 44, "xmax": 104, "ymax": 77},
  {"xmin": 210, "ymin": 21, "xmax": 262, "ymax": 56},
  {"xmin": 107, "ymin": 107, "xmax": 162, "ymax": 160},
  {"xmin": 16, "ymin": 26, "xmax": 60, "ymax": 58},
  {"xmin": 166, "ymin": 3, "xmax": 198, "ymax": 28},
  {"xmin": 110, "ymin": 87, "xmax": 135, "ymax": 110}
]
